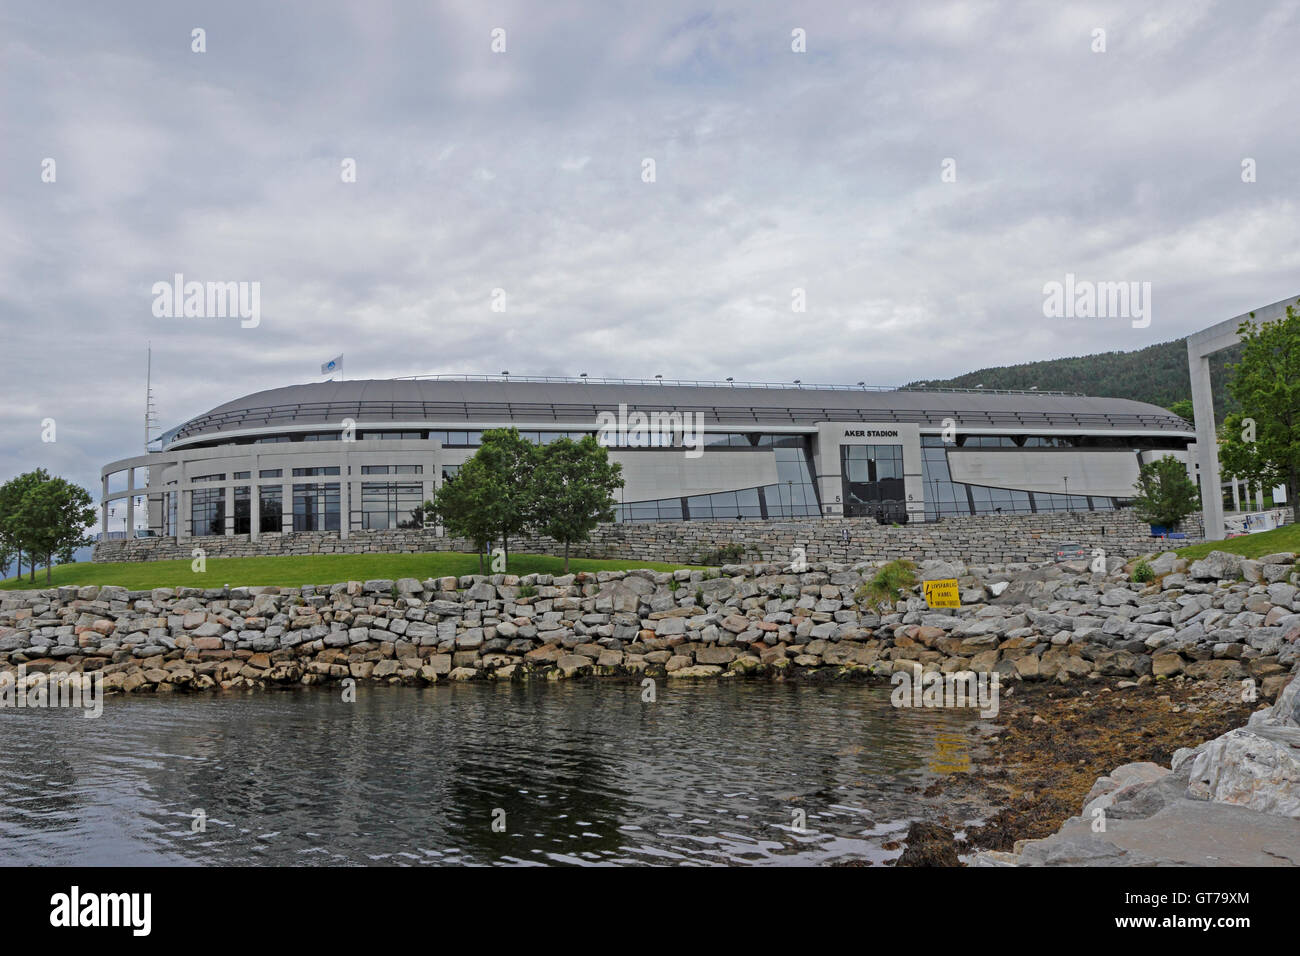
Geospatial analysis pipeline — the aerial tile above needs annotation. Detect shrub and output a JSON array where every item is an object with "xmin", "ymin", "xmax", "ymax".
[
  {"xmin": 517, "ymin": 583, "xmax": 538, "ymax": 599},
  {"xmin": 854, "ymin": 560, "xmax": 918, "ymax": 610},
  {"xmin": 1130, "ymin": 560, "xmax": 1155, "ymax": 584}
]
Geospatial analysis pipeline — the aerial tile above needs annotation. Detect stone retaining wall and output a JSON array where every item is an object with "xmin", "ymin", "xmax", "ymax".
[
  {"xmin": 92, "ymin": 509, "xmax": 1229, "ymax": 566},
  {"xmin": 4, "ymin": 548, "xmax": 1297, "ymax": 702}
]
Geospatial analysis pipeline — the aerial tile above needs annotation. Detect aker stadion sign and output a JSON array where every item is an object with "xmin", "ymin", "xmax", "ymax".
[{"xmin": 923, "ymin": 579, "xmax": 961, "ymax": 609}]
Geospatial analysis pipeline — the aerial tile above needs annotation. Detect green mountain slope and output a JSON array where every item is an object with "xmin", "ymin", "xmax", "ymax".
[{"xmin": 908, "ymin": 339, "xmax": 1241, "ymax": 419}]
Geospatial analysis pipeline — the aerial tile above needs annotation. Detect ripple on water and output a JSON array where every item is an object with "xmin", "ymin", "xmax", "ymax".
[{"xmin": 0, "ymin": 681, "xmax": 992, "ymax": 866}]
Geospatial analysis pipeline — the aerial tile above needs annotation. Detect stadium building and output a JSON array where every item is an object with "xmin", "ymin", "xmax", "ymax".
[{"xmin": 98, "ymin": 375, "xmax": 1195, "ymax": 541}]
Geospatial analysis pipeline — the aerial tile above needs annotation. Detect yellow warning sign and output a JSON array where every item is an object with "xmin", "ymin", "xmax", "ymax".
[{"xmin": 923, "ymin": 579, "xmax": 961, "ymax": 609}]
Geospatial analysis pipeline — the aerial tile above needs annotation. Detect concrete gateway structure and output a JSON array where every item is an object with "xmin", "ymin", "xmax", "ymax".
[{"xmin": 98, "ymin": 375, "xmax": 1194, "ymax": 543}]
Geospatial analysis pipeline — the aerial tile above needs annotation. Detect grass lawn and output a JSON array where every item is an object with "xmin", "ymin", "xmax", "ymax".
[
  {"xmin": 0, "ymin": 552, "xmax": 697, "ymax": 591},
  {"xmin": 1172, "ymin": 523, "xmax": 1300, "ymax": 560}
]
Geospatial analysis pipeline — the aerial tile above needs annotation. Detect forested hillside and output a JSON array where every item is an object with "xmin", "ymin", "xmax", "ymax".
[{"xmin": 909, "ymin": 339, "xmax": 1241, "ymax": 419}]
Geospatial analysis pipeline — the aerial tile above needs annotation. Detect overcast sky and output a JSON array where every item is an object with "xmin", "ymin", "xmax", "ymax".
[{"xmin": 3, "ymin": 0, "xmax": 1299, "ymax": 502}]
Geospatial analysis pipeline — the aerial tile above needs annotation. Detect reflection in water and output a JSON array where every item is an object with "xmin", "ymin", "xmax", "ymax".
[{"xmin": 0, "ymin": 681, "xmax": 992, "ymax": 866}]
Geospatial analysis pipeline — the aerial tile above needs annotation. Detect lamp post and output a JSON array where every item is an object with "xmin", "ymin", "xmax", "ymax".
[{"xmin": 1063, "ymin": 476, "xmax": 1069, "ymax": 511}]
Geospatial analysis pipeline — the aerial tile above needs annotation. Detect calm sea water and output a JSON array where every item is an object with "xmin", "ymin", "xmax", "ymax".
[{"xmin": 0, "ymin": 682, "xmax": 992, "ymax": 866}]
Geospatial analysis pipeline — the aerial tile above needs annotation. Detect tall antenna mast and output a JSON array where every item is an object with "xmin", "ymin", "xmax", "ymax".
[{"xmin": 145, "ymin": 342, "xmax": 158, "ymax": 451}]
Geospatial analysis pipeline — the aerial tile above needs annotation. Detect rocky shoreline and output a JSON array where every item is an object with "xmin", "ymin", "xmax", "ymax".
[
  {"xmin": 967, "ymin": 675, "xmax": 1300, "ymax": 866},
  {"xmin": 0, "ymin": 549, "xmax": 1297, "ymax": 701},
  {"xmin": 3, "ymin": 548, "xmax": 1298, "ymax": 865}
]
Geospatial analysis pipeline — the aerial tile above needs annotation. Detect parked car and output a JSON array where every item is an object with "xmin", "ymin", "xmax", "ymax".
[{"xmin": 1052, "ymin": 541, "xmax": 1086, "ymax": 562}]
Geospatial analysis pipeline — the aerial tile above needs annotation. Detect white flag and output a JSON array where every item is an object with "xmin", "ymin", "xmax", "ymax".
[{"xmin": 321, "ymin": 355, "xmax": 343, "ymax": 375}]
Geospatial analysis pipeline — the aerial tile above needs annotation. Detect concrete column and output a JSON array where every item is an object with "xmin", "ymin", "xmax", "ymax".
[
  {"xmin": 224, "ymin": 483, "xmax": 235, "ymax": 536},
  {"xmin": 282, "ymin": 481, "xmax": 293, "ymax": 533},
  {"xmin": 101, "ymin": 475, "xmax": 109, "ymax": 537},
  {"xmin": 1188, "ymin": 353, "xmax": 1224, "ymax": 540},
  {"xmin": 340, "ymin": 454, "xmax": 351, "ymax": 541},
  {"xmin": 125, "ymin": 468, "xmax": 135, "ymax": 538},
  {"xmin": 250, "ymin": 454, "xmax": 261, "ymax": 543},
  {"xmin": 1231, "ymin": 479, "xmax": 1240, "ymax": 513},
  {"xmin": 177, "ymin": 458, "xmax": 190, "ymax": 540}
]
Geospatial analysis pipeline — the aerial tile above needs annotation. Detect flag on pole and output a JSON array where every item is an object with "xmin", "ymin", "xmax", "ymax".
[{"xmin": 321, "ymin": 355, "xmax": 343, "ymax": 377}]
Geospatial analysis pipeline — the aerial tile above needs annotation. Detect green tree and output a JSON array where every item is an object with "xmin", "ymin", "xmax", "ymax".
[
  {"xmin": 423, "ymin": 457, "xmax": 504, "ymax": 574},
  {"xmin": 1223, "ymin": 303, "xmax": 1300, "ymax": 506},
  {"xmin": 10, "ymin": 477, "xmax": 96, "ymax": 583},
  {"xmin": 532, "ymin": 436, "xmax": 625, "ymax": 572},
  {"xmin": 1167, "ymin": 399, "xmax": 1195, "ymax": 425},
  {"xmin": 472, "ymin": 428, "xmax": 539, "ymax": 570},
  {"xmin": 1218, "ymin": 411, "xmax": 1273, "ymax": 508},
  {"xmin": 0, "ymin": 469, "xmax": 51, "ymax": 581},
  {"xmin": 1131, "ymin": 455, "xmax": 1200, "ymax": 530}
]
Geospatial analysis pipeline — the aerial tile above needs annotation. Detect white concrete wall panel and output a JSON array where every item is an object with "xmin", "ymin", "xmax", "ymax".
[
  {"xmin": 611, "ymin": 450, "xmax": 778, "ymax": 502},
  {"xmin": 947, "ymin": 449, "xmax": 1139, "ymax": 498}
]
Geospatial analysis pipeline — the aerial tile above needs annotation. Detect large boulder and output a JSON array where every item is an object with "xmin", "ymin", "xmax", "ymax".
[
  {"xmin": 1183, "ymin": 728, "xmax": 1300, "ymax": 817},
  {"xmin": 1188, "ymin": 551, "xmax": 1243, "ymax": 581}
]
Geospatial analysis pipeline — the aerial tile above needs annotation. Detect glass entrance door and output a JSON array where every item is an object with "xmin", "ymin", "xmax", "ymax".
[{"xmin": 840, "ymin": 444, "xmax": 907, "ymax": 522}]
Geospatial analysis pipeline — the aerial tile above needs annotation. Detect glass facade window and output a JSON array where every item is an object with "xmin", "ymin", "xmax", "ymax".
[
  {"xmin": 614, "ymin": 435, "xmax": 820, "ymax": 522},
  {"xmin": 360, "ymin": 483, "xmax": 424, "ymax": 530},
  {"xmin": 191, "ymin": 487, "xmax": 225, "ymax": 536},
  {"xmin": 361, "ymin": 464, "xmax": 423, "ymax": 475},
  {"xmin": 293, "ymin": 483, "xmax": 340, "ymax": 531},
  {"xmin": 919, "ymin": 435, "xmax": 1118, "ymax": 518},
  {"xmin": 362, "ymin": 431, "xmax": 423, "ymax": 440},
  {"xmin": 301, "ymin": 432, "xmax": 344, "ymax": 441},
  {"xmin": 255, "ymin": 436, "xmax": 289, "ymax": 444},
  {"xmin": 599, "ymin": 430, "xmax": 674, "ymax": 448},
  {"xmin": 259, "ymin": 469, "xmax": 282, "ymax": 478},
  {"xmin": 233, "ymin": 486, "xmax": 251, "ymax": 534},
  {"xmin": 428, "ymin": 431, "xmax": 482, "ymax": 446},
  {"xmin": 704, "ymin": 433, "xmax": 755, "ymax": 447},
  {"xmin": 233, "ymin": 471, "xmax": 251, "ymax": 480},
  {"xmin": 769, "ymin": 445, "xmax": 820, "ymax": 517},
  {"xmin": 192, "ymin": 473, "xmax": 226, "ymax": 483},
  {"xmin": 259, "ymin": 487, "xmax": 283, "ymax": 533},
  {"xmin": 840, "ymin": 445, "xmax": 905, "ymax": 520},
  {"xmin": 292, "ymin": 466, "xmax": 340, "ymax": 477},
  {"xmin": 441, "ymin": 464, "xmax": 461, "ymax": 483}
]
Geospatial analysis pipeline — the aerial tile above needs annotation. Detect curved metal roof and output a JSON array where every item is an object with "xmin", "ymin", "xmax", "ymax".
[{"xmin": 163, "ymin": 377, "xmax": 1193, "ymax": 447}]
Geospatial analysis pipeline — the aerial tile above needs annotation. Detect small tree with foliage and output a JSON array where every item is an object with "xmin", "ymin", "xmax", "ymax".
[
  {"xmin": 1167, "ymin": 399, "xmax": 1194, "ymax": 426},
  {"xmin": 0, "ymin": 469, "xmax": 52, "ymax": 581},
  {"xmin": 532, "ymin": 436, "xmax": 624, "ymax": 572},
  {"xmin": 472, "ymin": 428, "xmax": 539, "ymax": 569},
  {"xmin": 1131, "ymin": 455, "xmax": 1200, "ymax": 531},
  {"xmin": 423, "ymin": 457, "xmax": 504, "ymax": 574},
  {"xmin": 16, "ymin": 477, "xmax": 95, "ymax": 583},
  {"xmin": 1223, "ymin": 303, "xmax": 1300, "ymax": 506},
  {"xmin": 1218, "ymin": 411, "xmax": 1276, "ymax": 508}
]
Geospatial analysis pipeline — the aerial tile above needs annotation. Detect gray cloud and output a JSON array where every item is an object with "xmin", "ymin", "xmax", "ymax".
[{"xmin": 2, "ymin": 0, "xmax": 1299, "ymax": 501}]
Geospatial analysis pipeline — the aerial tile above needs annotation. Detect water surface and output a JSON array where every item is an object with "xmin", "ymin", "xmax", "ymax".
[{"xmin": 0, "ymin": 682, "xmax": 991, "ymax": 866}]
